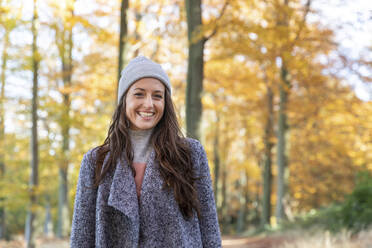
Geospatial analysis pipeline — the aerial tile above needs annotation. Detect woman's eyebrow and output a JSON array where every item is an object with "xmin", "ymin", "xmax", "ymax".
[{"xmin": 134, "ymin": 88, "xmax": 164, "ymax": 94}]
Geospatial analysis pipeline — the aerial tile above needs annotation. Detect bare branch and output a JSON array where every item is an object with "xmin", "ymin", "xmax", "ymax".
[
  {"xmin": 204, "ymin": 0, "xmax": 229, "ymax": 43},
  {"xmin": 292, "ymin": 0, "xmax": 312, "ymax": 44}
]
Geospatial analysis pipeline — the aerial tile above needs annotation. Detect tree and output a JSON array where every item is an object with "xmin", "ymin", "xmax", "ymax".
[
  {"xmin": 185, "ymin": 0, "xmax": 204, "ymax": 139},
  {"xmin": 0, "ymin": 35, "xmax": 6, "ymax": 238},
  {"xmin": 213, "ymin": 113, "xmax": 220, "ymax": 205},
  {"xmin": 275, "ymin": 0, "xmax": 312, "ymax": 221},
  {"xmin": 0, "ymin": 0, "xmax": 19, "ymax": 240},
  {"xmin": 47, "ymin": 0, "xmax": 76, "ymax": 238},
  {"xmin": 261, "ymin": 72, "xmax": 274, "ymax": 226},
  {"xmin": 116, "ymin": 0, "xmax": 129, "ymax": 101},
  {"xmin": 184, "ymin": 0, "xmax": 228, "ymax": 140},
  {"xmin": 0, "ymin": 11, "xmax": 9, "ymax": 242},
  {"xmin": 25, "ymin": 0, "xmax": 39, "ymax": 246}
]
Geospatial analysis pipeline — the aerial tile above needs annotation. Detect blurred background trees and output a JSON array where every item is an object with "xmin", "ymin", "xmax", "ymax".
[{"xmin": 0, "ymin": 0, "xmax": 371, "ymax": 244}]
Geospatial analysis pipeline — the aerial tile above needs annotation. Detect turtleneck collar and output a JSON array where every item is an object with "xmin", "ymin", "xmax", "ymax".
[
  {"xmin": 128, "ymin": 128, "xmax": 154, "ymax": 163},
  {"xmin": 128, "ymin": 128, "xmax": 153, "ymax": 138}
]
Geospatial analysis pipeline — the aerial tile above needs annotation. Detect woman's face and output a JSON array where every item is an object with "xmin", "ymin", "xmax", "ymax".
[{"xmin": 125, "ymin": 77, "xmax": 165, "ymax": 130}]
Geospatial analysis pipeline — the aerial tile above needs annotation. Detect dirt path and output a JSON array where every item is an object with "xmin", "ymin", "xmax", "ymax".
[{"xmin": 222, "ymin": 235, "xmax": 288, "ymax": 248}]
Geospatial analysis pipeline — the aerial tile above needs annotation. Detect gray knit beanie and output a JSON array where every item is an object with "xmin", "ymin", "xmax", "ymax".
[{"xmin": 117, "ymin": 56, "xmax": 172, "ymax": 104}]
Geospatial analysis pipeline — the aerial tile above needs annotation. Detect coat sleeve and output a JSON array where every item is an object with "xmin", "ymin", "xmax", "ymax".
[
  {"xmin": 192, "ymin": 139, "xmax": 222, "ymax": 248},
  {"xmin": 70, "ymin": 150, "xmax": 97, "ymax": 248}
]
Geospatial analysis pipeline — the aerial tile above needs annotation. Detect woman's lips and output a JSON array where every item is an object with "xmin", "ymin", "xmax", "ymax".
[
  {"xmin": 137, "ymin": 111, "xmax": 155, "ymax": 120},
  {"xmin": 138, "ymin": 111, "xmax": 155, "ymax": 117}
]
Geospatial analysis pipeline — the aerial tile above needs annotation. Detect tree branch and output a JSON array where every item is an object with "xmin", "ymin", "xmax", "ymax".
[
  {"xmin": 292, "ymin": 0, "xmax": 312, "ymax": 44},
  {"xmin": 204, "ymin": 0, "xmax": 229, "ymax": 43}
]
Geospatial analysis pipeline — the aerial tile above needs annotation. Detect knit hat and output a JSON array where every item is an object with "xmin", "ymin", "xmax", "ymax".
[{"xmin": 117, "ymin": 56, "xmax": 172, "ymax": 104}]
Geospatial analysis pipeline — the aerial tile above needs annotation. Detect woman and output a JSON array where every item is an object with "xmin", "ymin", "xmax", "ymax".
[{"xmin": 70, "ymin": 56, "xmax": 221, "ymax": 247}]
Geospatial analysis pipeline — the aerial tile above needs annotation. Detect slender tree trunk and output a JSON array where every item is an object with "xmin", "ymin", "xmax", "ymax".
[
  {"xmin": 261, "ymin": 81, "xmax": 274, "ymax": 226},
  {"xmin": 213, "ymin": 114, "xmax": 220, "ymax": 205},
  {"xmin": 58, "ymin": 93, "xmax": 70, "ymax": 238},
  {"xmin": 116, "ymin": 0, "xmax": 129, "ymax": 102},
  {"xmin": 236, "ymin": 172, "xmax": 248, "ymax": 233},
  {"xmin": 275, "ymin": 63, "xmax": 290, "ymax": 222},
  {"xmin": 0, "ymin": 25, "xmax": 9, "ymax": 241},
  {"xmin": 133, "ymin": 11, "xmax": 143, "ymax": 58},
  {"xmin": 25, "ymin": 1, "xmax": 39, "ymax": 246},
  {"xmin": 244, "ymin": 170, "xmax": 250, "ymax": 225},
  {"xmin": 255, "ymin": 181, "xmax": 261, "ymax": 224},
  {"xmin": 43, "ymin": 196, "xmax": 52, "ymax": 237},
  {"xmin": 185, "ymin": 0, "xmax": 205, "ymax": 140},
  {"xmin": 275, "ymin": 0, "xmax": 291, "ymax": 223},
  {"xmin": 220, "ymin": 161, "xmax": 227, "ymax": 233},
  {"xmin": 57, "ymin": 1, "xmax": 75, "ymax": 238},
  {"xmin": 219, "ymin": 117, "xmax": 230, "ymax": 233},
  {"xmin": 274, "ymin": 0, "xmax": 312, "ymax": 221}
]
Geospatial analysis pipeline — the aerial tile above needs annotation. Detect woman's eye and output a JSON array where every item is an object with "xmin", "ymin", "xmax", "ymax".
[{"xmin": 134, "ymin": 93, "xmax": 143, "ymax": 97}]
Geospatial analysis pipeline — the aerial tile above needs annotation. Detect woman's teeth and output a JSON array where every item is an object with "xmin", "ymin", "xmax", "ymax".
[{"xmin": 138, "ymin": 112, "xmax": 154, "ymax": 117}]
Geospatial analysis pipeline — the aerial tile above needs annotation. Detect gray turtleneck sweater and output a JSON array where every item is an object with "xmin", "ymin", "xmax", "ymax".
[{"xmin": 128, "ymin": 128, "xmax": 153, "ymax": 197}]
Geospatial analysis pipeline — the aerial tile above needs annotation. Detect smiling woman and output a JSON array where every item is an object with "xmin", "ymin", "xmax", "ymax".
[{"xmin": 70, "ymin": 56, "xmax": 221, "ymax": 248}]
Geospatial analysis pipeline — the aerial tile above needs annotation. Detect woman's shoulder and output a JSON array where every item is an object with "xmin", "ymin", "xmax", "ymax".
[
  {"xmin": 182, "ymin": 138, "xmax": 209, "ymax": 176},
  {"xmin": 83, "ymin": 146, "xmax": 100, "ymax": 162},
  {"xmin": 81, "ymin": 146, "xmax": 107, "ymax": 170},
  {"xmin": 183, "ymin": 137, "xmax": 207, "ymax": 160},
  {"xmin": 184, "ymin": 137, "xmax": 201, "ymax": 147},
  {"xmin": 184, "ymin": 137, "xmax": 203, "ymax": 150}
]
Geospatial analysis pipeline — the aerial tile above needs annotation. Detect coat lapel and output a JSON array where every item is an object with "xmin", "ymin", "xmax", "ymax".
[
  {"xmin": 107, "ymin": 150, "xmax": 157, "ymax": 224},
  {"xmin": 139, "ymin": 150, "xmax": 157, "ymax": 197},
  {"xmin": 107, "ymin": 156, "xmax": 139, "ymax": 225}
]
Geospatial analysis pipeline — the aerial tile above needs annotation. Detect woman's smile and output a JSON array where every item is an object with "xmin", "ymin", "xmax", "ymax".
[{"xmin": 138, "ymin": 111, "xmax": 155, "ymax": 118}]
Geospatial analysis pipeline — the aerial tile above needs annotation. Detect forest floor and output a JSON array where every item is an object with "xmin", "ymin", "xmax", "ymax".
[
  {"xmin": 0, "ymin": 235, "xmax": 288, "ymax": 248},
  {"xmin": 1, "ymin": 230, "xmax": 372, "ymax": 248},
  {"xmin": 222, "ymin": 235, "xmax": 289, "ymax": 248}
]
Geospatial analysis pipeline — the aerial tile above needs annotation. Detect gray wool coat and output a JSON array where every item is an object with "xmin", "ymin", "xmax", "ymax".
[{"xmin": 70, "ymin": 138, "xmax": 221, "ymax": 248}]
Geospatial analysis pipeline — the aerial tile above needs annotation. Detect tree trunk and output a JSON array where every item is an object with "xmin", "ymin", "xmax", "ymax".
[
  {"xmin": 133, "ymin": 11, "xmax": 143, "ymax": 58},
  {"xmin": 0, "ymin": 23, "xmax": 9, "ymax": 241},
  {"xmin": 213, "ymin": 114, "xmax": 220, "ymax": 205},
  {"xmin": 244, "ymin": 170, "xmax": 250, "ymax": 226},
  {"xmin": 56, "ymin": 1, "xmax": 75, "ymax": 238},
  {"xmin": 116, "ymin": 0, "xmax": 129, "ymax": 102},
  {"xmin": 261, "ymin": 81, "xmax": 274, "ymax": 226},
  {"xmin": 236, "ymin": 172, "xmax": 248, "ymax": 233},
  {"xmin": 220, "ymin": 161, "xmax": 227, "ymax": 233},
  {"xmin": 25, "ymin": 1, "xmax": 39, "ymax": 246},
  {"xmin": 275, "ymin": 0, "xmax": 291, "ymax": 223},
  {"xmin": 185, "ymin": 0, "xmax": 205, "ymax": 140},
  {"xmin": 255, "ymin": 181, "xmax": 261, "ymax": 224},
  {"xmin": 275, "ymin": 63, "xmax": 290, "ymax": 222},
  {"xmin": 43, "ymin": 196, "xmax": 52, "ymax": 237},
  {"xmin": 58, "ymin": 93, "xmax": 70, "ymax": 238}
]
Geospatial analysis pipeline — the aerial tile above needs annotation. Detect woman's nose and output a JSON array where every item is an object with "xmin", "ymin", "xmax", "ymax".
[{"xmin": 143, "ymin": 95, "xmax": 153, "ymax": 107}]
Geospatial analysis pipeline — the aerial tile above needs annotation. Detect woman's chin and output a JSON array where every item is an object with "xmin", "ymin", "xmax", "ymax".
[{"xmin": 131, "ymin": 122, "xmax": 156, "ymax": 130}]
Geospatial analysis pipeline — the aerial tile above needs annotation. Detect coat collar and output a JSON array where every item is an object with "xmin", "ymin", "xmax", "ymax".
[{"xmin": 107, "ymin": 150, "xmax": 156, "ymax": 225}]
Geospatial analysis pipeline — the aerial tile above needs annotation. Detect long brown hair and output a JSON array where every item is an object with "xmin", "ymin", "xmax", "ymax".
[{"xmin": 91, "ymin": 87, "xmax": 201, "ymax": 219}]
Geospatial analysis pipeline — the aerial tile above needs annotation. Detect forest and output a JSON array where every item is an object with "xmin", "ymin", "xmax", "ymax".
[{"xmin": 0, "ymin": 0, "xmax": 371, "ymax": 247}]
